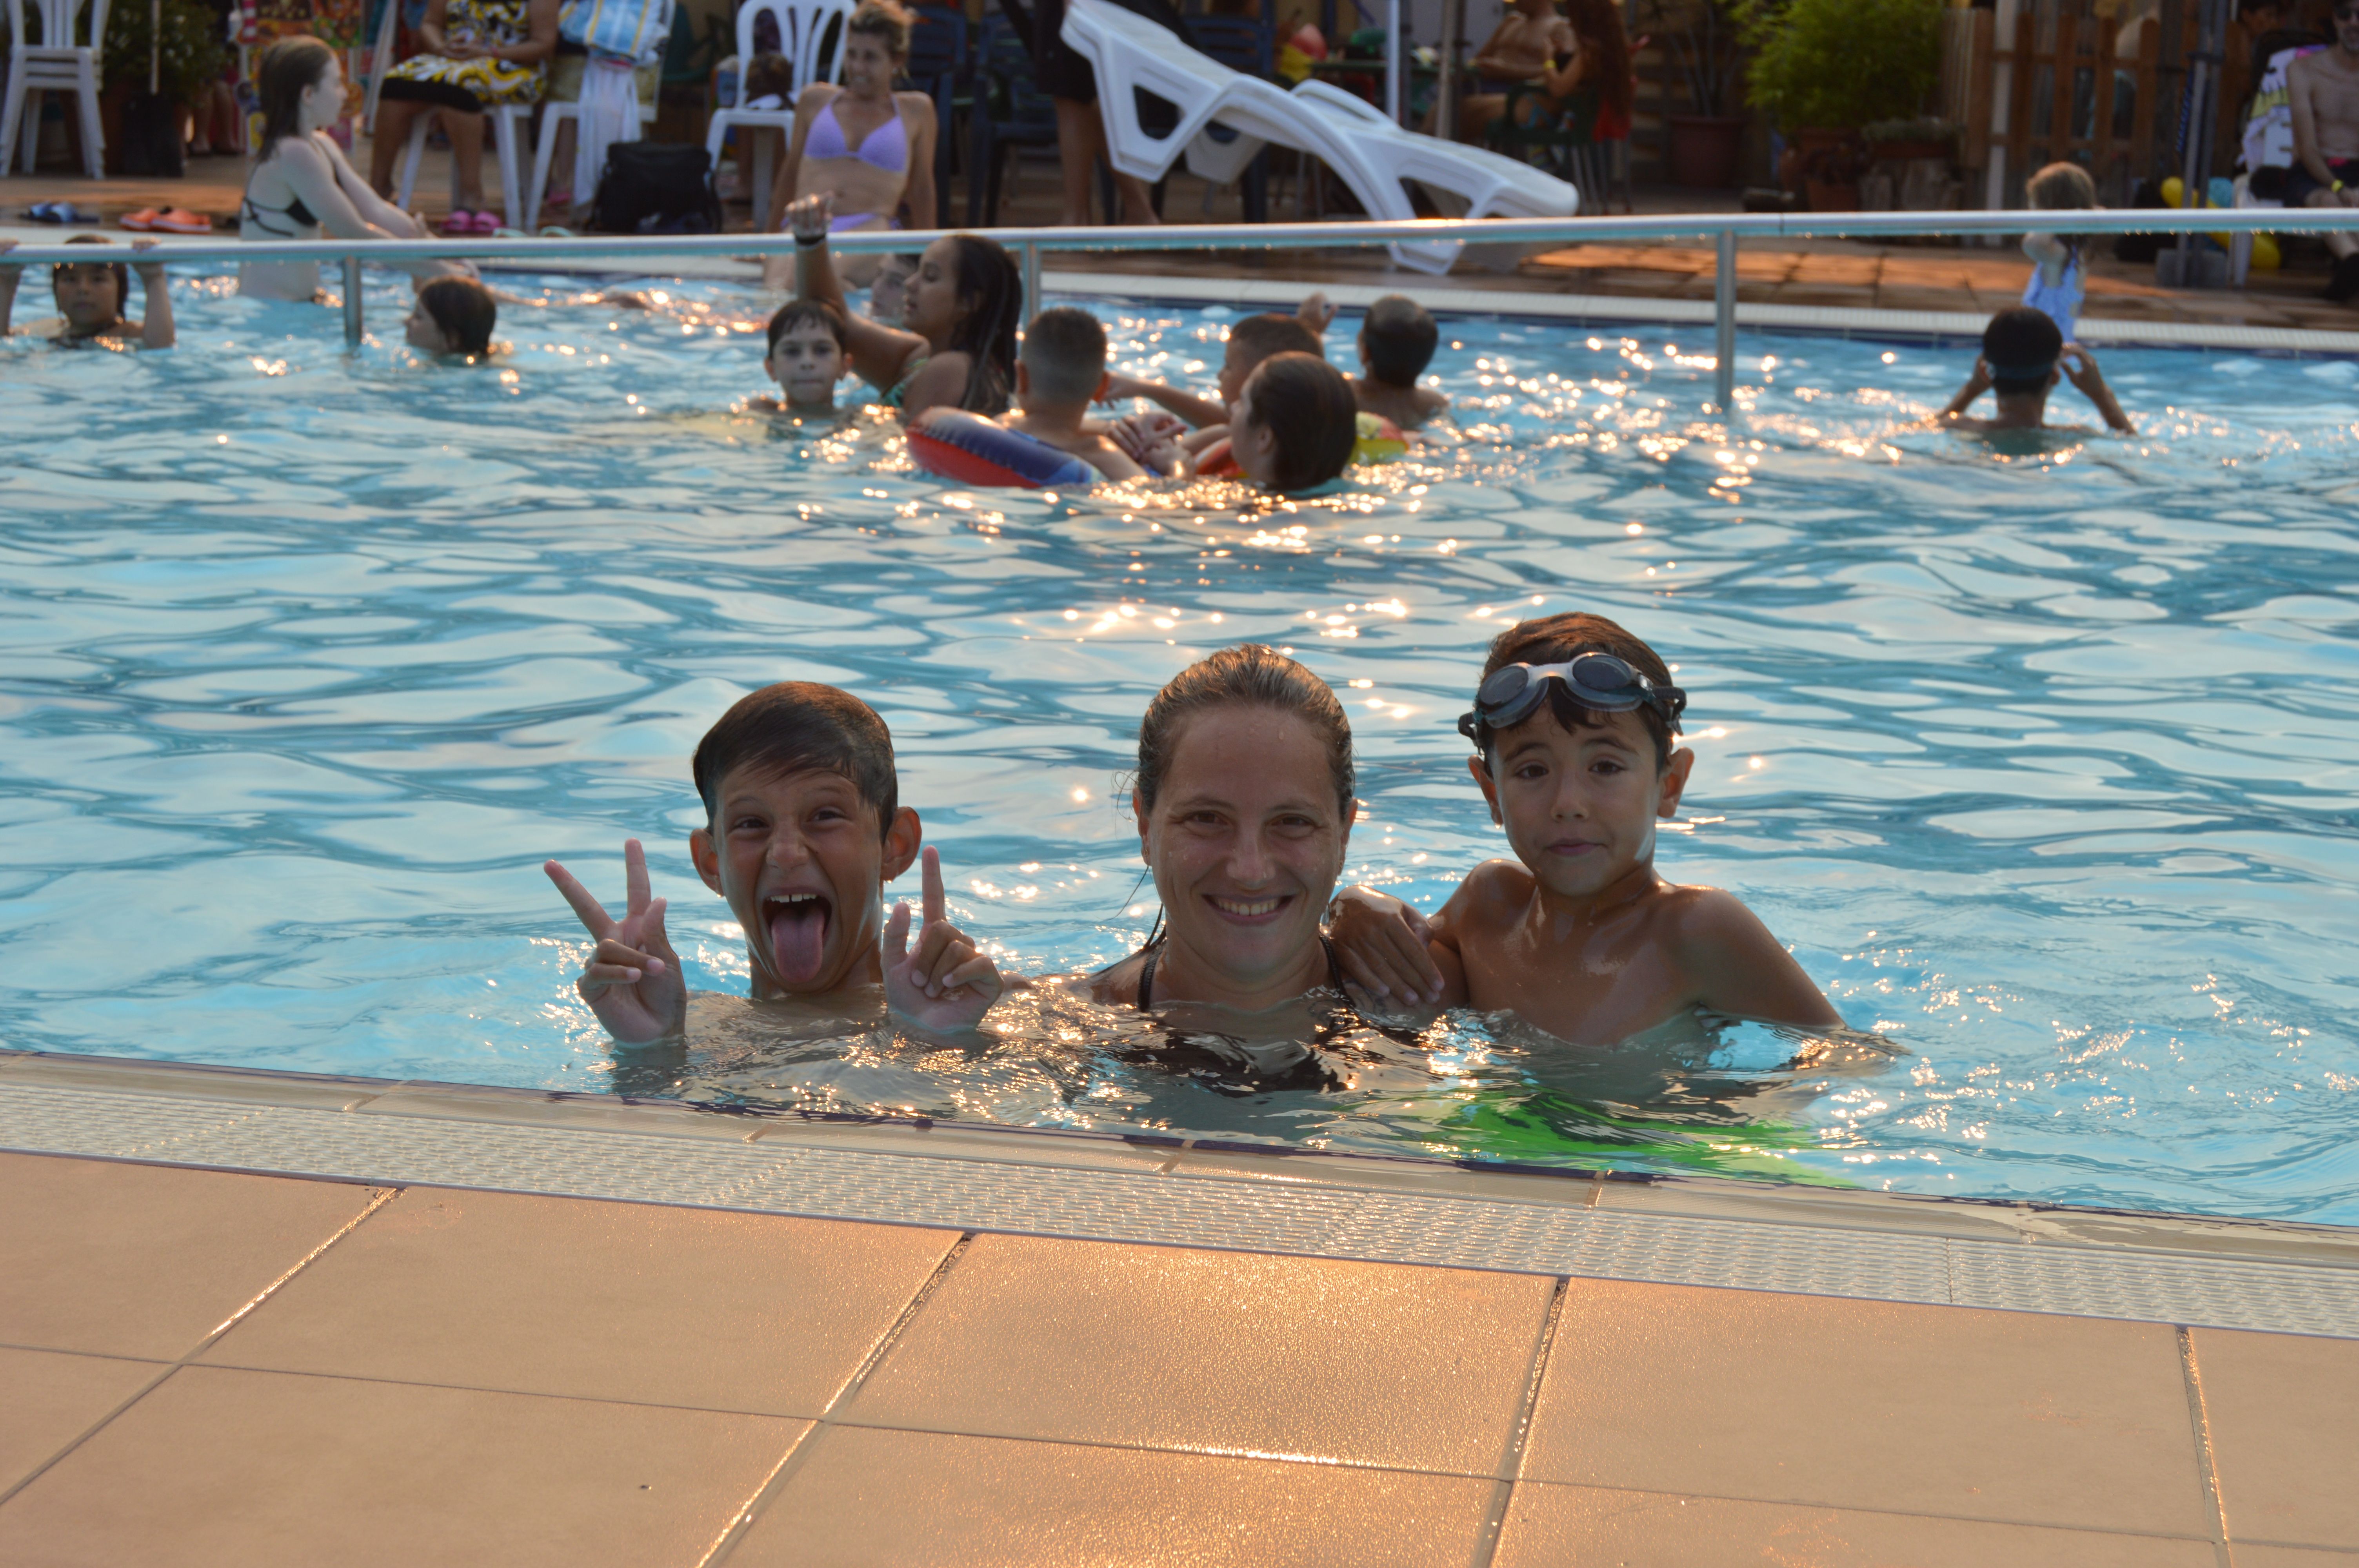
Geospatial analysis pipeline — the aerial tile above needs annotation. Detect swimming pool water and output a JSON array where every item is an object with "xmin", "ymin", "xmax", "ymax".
[{"xmin": 3, "ymin": 269, "xmax": 2356, "ymax": 1222}]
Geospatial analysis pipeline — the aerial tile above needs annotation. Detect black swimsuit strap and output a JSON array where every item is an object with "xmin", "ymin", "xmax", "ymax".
[{"xmin": 1133, "ymin": 937, "xmax": 1346, "ymax": 1015}]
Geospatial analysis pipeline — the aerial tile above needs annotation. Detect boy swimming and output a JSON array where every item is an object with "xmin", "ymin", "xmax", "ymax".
[
  {"xmin": 1327, "ymin": 613, "xmax": 1841, "ymax": 1042},
  {"xmin": 756, "ymin": 298, "xmax": 854, "ymax": 416},
  {"xmin": 1346, "ymin": 294, "xmax": 1451, "ymax": 430},
  {"xmin": 960, "ymin": 305, "xmax": 1180, "ymax": 479},
  {"xmin": 1939, "ymin": 305, "xmax": 2133, "ymax": 436},
  {"xmin": 1105, "ymin": 300, "xmax": 1331, "ymax": 453},
  {"xmin": 544, "ymin": 681, "xmax": 1000, "ymax": 1044}
]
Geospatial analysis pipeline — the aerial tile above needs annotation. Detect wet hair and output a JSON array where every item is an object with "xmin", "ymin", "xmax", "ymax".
[
  {"xmin": 1227, "ymin": 312, "xmax": 1323, "ymax": 373},
  {"xmin": 767, "ymin": 297, "xmax": 850, "ymax": 354},
  {"xmin": 1476, "ymin": 612, "xmax": 1680, "ymax": 769},
  {"xmin": 417, "ymin": 276, "xmax": 497, "ymax": 357},
  {"xmin": 846, "ymin": 0, "xmax": 914, "ymax": 56},
  {"xmin": 256, "ymin": 37, "xmax": 337, "ymax": 160},
  {"xmin": 941, "ymin": 233, "xmax": 1023, "ymax": 414},
  {"xmin": 2026, "ymin": 161, "xmax": 2097, "ymax": 211},
  {"xmin": 1136, "ymin": 644, "xmax": 1355, "ymax": 818},
  {"xmin": 1358, "ymin": 294, "xmax": 1438, "ymax": 387},
  {"xmin": 1983, "ymin": 305, "xmax": 2063, "ymax": 396},
  {"xmin": 52, "ymin": 234, "xmax": 127, "ymax": 317},
  {"xmin": 692, "ymin": 682, "xmax": 899, "ymax": 840},
  {"xmin": 1563, "ymin": 0, "xmax": 1633, "ymax": 127},
  {"xmin": 1239, "ymin": 352, "xmax": 1358, "ymax": 492},
  {"xmin": 1020, "ymin": 305, "xmax": 1107, "ymax": 402}
]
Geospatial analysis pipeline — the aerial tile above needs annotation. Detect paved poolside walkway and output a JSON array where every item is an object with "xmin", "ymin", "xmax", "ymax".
[
  {"xmin": 4, "ymin": 1051, "xmax": 2356, "ymax": 1566},
  {"xmin": 10, "ymin": 151, "xmax": 2359, "ymax": 336}
]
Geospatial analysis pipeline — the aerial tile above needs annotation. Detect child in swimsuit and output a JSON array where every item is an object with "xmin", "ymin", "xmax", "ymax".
[
  {"xmin": 2021, "ymin": 162, "xmax": 2095, "ymax": 345},
  {"xmin": 760, "ymin": 0, "xmax": 939, "ymax": 291},
  {"xmin": 753, "ymin": 298, "xmax": 854, "ymax": 418},
  {"xmin": 0, "ymin": 236, "xmax": 175, "ymax": 348}
]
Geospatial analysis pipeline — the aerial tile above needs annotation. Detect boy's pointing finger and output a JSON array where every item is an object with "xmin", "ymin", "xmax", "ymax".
[{"xmin": 920, "ymin": 844, "xmax": 945, "ymax": 926}]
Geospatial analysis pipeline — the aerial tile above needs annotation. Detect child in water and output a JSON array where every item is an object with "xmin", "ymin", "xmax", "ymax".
[
  {"xmin": 1940, "ymin": 305, "xmax": 2133, "ymax": 436},
  {"xmin": 1201, "ymin": 350, "xmax": 1360, "ymax": 492},
  {"xmin": 755, "ymin": 298, "xmax": 853, "ymax": 417},
  {"xmin": 921, "ymin": 305, "xmax": 1181, "ymax": 479},
  {"xmin": 403, "ymin": 276, "xmax": 498, "ymax": 359},
  {"xmin": 0, "ymin": 235, "xmax": 176, "ymax": 348},
  {"xmin": 544, "ymin": 681, "xmax": 1001, "ymax": 1044},
  {"xmin": 1345, "ymin": 293, "xmax": 1451, "ymax": 431},
  {"xmin": 1327, "ymin": 612, "xmax": 1843, "ymax": 1042}
]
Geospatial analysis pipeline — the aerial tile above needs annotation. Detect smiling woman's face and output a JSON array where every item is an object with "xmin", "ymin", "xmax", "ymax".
[{"xmin": 1136, "ymin": 704, "xmax": 1351, "ymax": 1007}]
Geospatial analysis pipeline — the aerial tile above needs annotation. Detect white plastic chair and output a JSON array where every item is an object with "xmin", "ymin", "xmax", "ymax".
[
  {"xmin": 528, "ymin": 93, "xmax": 656, "ymax": 230},
  {"xmin": 397, "ymin": 101, "xmax": 533, "ymax": 230},
  {"xmin": 703, "ymin": 0, "xmax": 851, "ymax": 230},
  {"xmin": 1060, "ymin": 0, "xmax": 1578, "ymax": 273},
  {"xmin": 1, "ymin": 0, "xmax": 110, "ymax": 179}
]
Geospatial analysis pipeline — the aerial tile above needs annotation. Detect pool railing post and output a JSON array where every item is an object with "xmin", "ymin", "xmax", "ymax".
[
  {"xmin": 1713, "ymin": 229, "xmax": 1736, "ymax": 410},
  {"xmin": 342, "ymin": 257, "xmax": 364, "ymax": 349},
  {"xmin": 1020, "ymin": 240, "xmax": 1042, "ymax": 321}
]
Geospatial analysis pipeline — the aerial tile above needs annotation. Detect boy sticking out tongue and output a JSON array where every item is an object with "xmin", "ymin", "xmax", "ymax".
[{"xmin": 545, "ymin": 682, "xmax": 1000, "ymax": 1045}]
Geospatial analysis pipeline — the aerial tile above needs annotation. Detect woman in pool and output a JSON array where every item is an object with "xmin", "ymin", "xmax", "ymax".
[
  {"xmin": 758, "ymin": 0, "xmax": 938, "ymax": 291},
  {"xmin": 785, "ymin": 192, "xmax": 1021, "ymax": 419},
  {"xmin": 368, "ymin": 0, "xmax": 560, "ymax": 234},
  {"xmin": 1080, "ymin": 644, "xmax": 1363, "ymax": 1021},
  {"xmin": 237, "ymin": 38, "xmax": 463, "ymax": 302}
]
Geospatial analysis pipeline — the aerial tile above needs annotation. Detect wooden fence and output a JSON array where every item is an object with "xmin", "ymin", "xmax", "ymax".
[{"xmin": 1944, "ymin": 2, "xmax": 2170, "ymax": 209}]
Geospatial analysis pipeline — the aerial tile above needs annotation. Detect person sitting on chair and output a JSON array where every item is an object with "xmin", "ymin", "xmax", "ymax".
[
  {"xmin": 370, "ymin": 0, "xmax": 560, "ymax": 235},
  {"xmin": 2289, "ymin": 0, "xmax": 2359, "ymax": 301},
  {"xmin": 1458, "ymin": 0, "xmax": 1631, "ymax": 149}
]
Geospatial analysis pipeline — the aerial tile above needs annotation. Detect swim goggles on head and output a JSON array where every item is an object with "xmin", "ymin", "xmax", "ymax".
[{"xmin": 1456, "ymin": 653, "xmax": 1687, "ymax": 744}]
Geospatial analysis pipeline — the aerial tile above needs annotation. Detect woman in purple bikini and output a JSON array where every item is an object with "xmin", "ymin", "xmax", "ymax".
[{"xmin": 761, "ymin": 0, "xmax": 938, "ymax": 292}]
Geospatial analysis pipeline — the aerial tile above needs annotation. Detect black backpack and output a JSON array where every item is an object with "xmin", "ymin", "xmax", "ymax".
[{"xmin": 588, "ymin": 142, "xmax": 724, "ymax": 234}]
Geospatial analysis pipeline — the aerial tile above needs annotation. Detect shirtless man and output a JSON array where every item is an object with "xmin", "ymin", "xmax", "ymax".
[
  {"xmin": 1438, "ymin": 0, "xmax": 1573, "ymax": 140},
  {"xmin": 2289, "ymin": 0, "xmax": 2359, "ymax": 300}
]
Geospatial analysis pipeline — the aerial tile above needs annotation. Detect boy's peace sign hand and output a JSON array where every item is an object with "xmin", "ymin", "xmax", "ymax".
[
  {"xmin": 883, "ymin": 846, "xmax": 1002, "ymax": 1034},
  {"xmin": 544, "ymin": 839, "xmax": 687, "ymax": 1044}
]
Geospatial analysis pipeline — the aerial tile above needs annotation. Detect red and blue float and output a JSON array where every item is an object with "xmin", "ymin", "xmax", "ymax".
[{"xmin": 908, "ymin": 410, "xmax": 1097, "ymax": 489}]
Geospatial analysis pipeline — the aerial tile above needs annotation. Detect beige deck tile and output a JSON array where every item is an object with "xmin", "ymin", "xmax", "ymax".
[
  {"xmin": 2230, "ymin": 1548, "xmax": 2359, "ymax": 1565},
  {"xmin": 1520, "ymin": 1279, "xmax": 2210, "ymax": 1535},
  {"xmin": 0, "ymin": 1365, "xmax": 805, "ymax": 1567},
  {"xmin": 841, "ymin": 1233, "xmax": 1552, "ymax": 1476},
  {"xmin": 0, "ymin": 1152, "xmax": 380, "ymax": 1359},
  {"xmin": 2197, "ymin": 1327, "xmax": 2359, "ymax": 1550},
  {"xmin": 732, "ymin": 1425, "xmax": 1497, "ymax": 1567},
  {"xmin": 0, "ymin": 1348, "xmax": 162, "ymax": 1493},
  {"xmin": 201, "ymin": 1187, "xmax": 957, "ymax": 1415},
  {"xmin": 1492, "ymin": 1483, "xmax": 2220, "ymax": 1567}
]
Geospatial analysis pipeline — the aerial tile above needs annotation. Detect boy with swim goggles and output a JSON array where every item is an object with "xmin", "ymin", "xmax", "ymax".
[{"xmin": 1327, "ymin": 612, "xmax": 1843, "ymax": 1044}]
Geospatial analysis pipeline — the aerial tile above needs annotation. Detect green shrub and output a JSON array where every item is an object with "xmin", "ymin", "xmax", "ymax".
[
  {"xmin": 103, "ymin": 0, "xmax": 230, "ymax": 107},
  {"xmin": 1737, "ymin": 0, "xmax": 1942, "ymax": 129}
]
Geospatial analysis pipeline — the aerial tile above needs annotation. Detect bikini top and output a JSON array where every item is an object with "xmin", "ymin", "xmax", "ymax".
[
  {"xmin": 806, "ymin": 98, "xmax": 908, "ymax": 174},
  {"xmin": 240, "ymin": 189, "xmax": 319, "ymax": 238},
  {"xmin": 1135, "ymin": 936, "xmax": 1347, "ymax": 1013}
]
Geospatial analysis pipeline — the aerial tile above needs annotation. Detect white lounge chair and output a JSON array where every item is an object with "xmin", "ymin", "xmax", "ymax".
[
  {"xmin": 705, "ymin": 0, "xmax": 852, "ymax": 230},
  {"xmin": 1059, "ymin": 0, "xmax": 1578, "ymax": 272}
]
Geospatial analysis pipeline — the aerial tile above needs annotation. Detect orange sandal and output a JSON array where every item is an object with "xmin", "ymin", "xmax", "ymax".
[
  {"xmin": 118, "ymin": 209, "xmax": 162, "ymax": 231},
  {"xmin": 151, "ymin": 209, "xmax": 212, "ymax": 234}
]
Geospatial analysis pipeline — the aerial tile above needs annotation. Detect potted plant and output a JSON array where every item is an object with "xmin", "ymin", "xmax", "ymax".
[
  {"xmin": 100, "ymin": 0, "xmax": 228, "ymax": 174},
  {"xmin": 1644, "ymin": 0, "xmax": 1747, "ymax": 189},
  {"xmin": 1736, "ymin": 0, "xmax": 1941, "ymax": 209}
]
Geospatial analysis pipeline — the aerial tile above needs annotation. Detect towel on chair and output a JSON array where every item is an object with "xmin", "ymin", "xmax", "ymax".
[{"xmin": 575, "ymin": 51, "xmax": 643, "ymax": 214}]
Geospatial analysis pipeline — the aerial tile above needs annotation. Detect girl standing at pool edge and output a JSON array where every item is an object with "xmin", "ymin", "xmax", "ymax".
[{"xmin": 785, "ymin": 192, "xmax": 1021, "ymax": 419}]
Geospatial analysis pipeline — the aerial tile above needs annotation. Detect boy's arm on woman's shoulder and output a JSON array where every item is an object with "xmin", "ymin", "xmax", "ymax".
[
  {"xmin": 1668, "ymin": 887, "xmax": 1842, "ymax": 1029},
  {"xmin": 1327, "ymin": 876, "xmax": 1480, "ymax": 1008},
  {"xmin": 1104, "ymin": 374, "xmax": 1228, "ymax": 430}
]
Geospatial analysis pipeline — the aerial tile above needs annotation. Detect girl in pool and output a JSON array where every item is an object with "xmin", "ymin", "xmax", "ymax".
[
  {"xmin": 0, "ymin": 235, "xmax": 175, "ymax": 348},
  {"xmin": 1078, "ymin": 643, "xmax": 1367, "ymax": 1024},
  {"xmin": 237, "ymin": 38, "xmax": 467, "ymax": 302},
  {"xmin": 758, "ymin": 0, "xmax": 938, "ymax": 291},
  {"xmin": 405, "ymin": 276, "xmax": 500, "ymax": 358},
  {"xmin": 1119, "ymin": 351, "xmax": 1359, "ymax": 491},
  {"xmin": 784, "ymin": 192, "xmax": 1021, "ymax": 419}
]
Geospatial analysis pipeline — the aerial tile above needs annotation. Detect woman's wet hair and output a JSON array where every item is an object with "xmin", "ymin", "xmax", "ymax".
[
  {"xmin": 1136, "ymin": 644, "xmax": 1355, "ymax": 818},
  {"xmin": 418, "ymin": 276, "xmax": 498, "ymax": 357},
  {"xmin": 847, "ymin": 0, "xmax": 915, "ymax": 56},
  {"xmin": 1238, "ymin": 352, "xmax": 1358, "ymax": 491},
  {"xmin": 767, "ymin": 297, "xmax": 850, "ymax": 353},
  {"xmin": 1479, "ymin": 611, "xmax": 1678, "ymax": 768},
  {"xmin": 256, "ymin": 36, "xmax": 337, "ymax": 160},
  {"xmin": 943, "ymin": 233, "xmax": 1023, "ymax": 414},
  {"xmin": 692, "ymin": 682, "xmax": 898, "ymax": 839},
  {"xmin": 52, "ymin": 234, "xmax": 127, "ymax": 316}
]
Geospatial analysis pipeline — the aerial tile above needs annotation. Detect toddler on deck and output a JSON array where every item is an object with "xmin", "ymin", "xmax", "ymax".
[
  {"xmin": 2021, "ymin": 161, "xmax": 2095, "ymax": 345},
  {"xmin": 1327, "ymin": 613, "xmax": 1842, "ymax": 1043}
]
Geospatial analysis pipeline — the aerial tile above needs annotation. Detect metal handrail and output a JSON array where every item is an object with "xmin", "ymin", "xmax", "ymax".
[{"xmin": 12, "ymin": 206, "xmax": 2354, "ymax": 402}]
